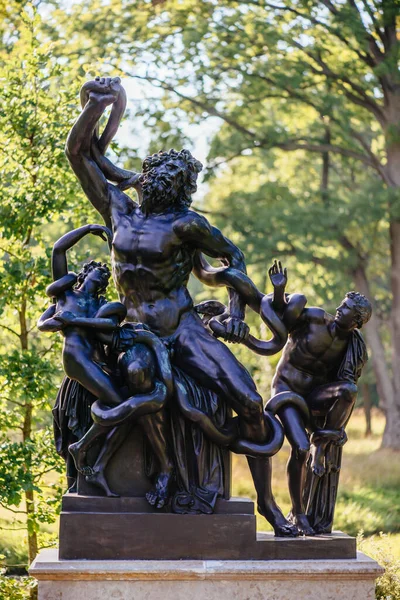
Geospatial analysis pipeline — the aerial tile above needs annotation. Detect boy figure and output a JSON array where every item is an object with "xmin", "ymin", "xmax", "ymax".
[
  {"xmin": 269, "ymin": 273, "xmax": 371, "ymax": 535},
  {"xmin": 193, "ymin": 257, "xmax": 371, "ymax": 534}
]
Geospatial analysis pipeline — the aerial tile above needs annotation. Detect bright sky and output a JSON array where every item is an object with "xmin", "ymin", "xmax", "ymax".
[{"xmin": 115, "ymin": 76, "xmax": 221, "ymax": 201}]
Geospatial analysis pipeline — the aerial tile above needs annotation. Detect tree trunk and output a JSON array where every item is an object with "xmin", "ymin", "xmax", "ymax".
[
  {"xmin": 383, "ymin": 109, "xmax": 400, "ymax": 448},
  {"xmin": 353, "ymin": 266, "xmax": 398, "ymax": 446},
  {"xmin": 361, "ymin": 383, "xmax": 372, "ymax": 437},
  {"xmin": 25, "ymin": 487, "xmax": 38, "ymax": 564},
  {"xmin": 19, "ymin": 301, "xmax": 39, "ymax": 563}
]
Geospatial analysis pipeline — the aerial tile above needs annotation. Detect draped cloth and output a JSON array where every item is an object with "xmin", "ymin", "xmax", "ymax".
[
  {"xmin": 53, "ymin": 365, "xmax": 229, "ymax": 513},
  {"xmin": 53, "ymin": 377, "xmax": 95, "ymax": 461},
  {"xmin": 144, "ymin": 367, "xmax": 228, "ymax": 514},
  {"xmin": 304, "ymin": 329, "xmax": 368, "ymax": 533}
]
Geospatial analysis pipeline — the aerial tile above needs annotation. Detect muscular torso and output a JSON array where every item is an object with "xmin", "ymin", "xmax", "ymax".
[
  {"xmin": 111, "ymin": 206, "xmax": 194, "ymax": 336},
  {"xmin": 272, "ymin": 309, "xmax": 349, "ymax": 397}
]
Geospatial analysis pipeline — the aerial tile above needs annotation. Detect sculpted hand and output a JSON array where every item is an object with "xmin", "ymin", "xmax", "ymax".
[
  {"xmin": 221, "ymin": 316, "xmax": 250, "ymax": 344},
  {"xmin": 54, "ymin": 311, "xmax": 76, "ymax": 327},
  {"xmin": 81, "ymin": 76, "xmax": 122, "ymax": 106},
  {"xmin": 268, "ymin": 260, "xmax": 287, "ymax": 290},
  {"xmin": 89, "ymin": 224, "xmax": 112, "ymax": 243}
]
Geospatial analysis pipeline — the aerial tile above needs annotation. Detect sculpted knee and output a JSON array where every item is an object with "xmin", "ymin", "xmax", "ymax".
[
  {"xmin": 242, "ymin": 394, "xmax": 264, "ymax": 422},
  {"xmin": 342, "ymin": 382, "xmax": 358, "ymax": 403}
]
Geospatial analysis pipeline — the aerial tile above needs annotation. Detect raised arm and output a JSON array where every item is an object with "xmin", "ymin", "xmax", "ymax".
[
  {"xmin": 51, "ymin": 224, "xmax": 111, "ymax": 281},
  {"xmin": 66, "ymin": 77, "xmax": 135, "ymax": 226},
  {"xmin": 175, "ymin": 212, "xmax": 247, "ymax": 320}
]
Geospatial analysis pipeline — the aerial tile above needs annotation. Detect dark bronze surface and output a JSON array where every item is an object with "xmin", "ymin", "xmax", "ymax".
[
  {"xmin": 39, "ymin": 77, "xmax": 372, "ymax": 554},
  {"xmin": 58, "ymin": 495, "xmax": 356, "ymax": 561}
]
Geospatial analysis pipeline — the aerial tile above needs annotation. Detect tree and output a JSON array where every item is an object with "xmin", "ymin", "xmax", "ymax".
[
  {"xmin": 86, "ymin": 0, "xmax": 399, "ymax": 447},
  {"xmin": 0, "ymin": 3, "xmax": 100, "ymax": 567}
]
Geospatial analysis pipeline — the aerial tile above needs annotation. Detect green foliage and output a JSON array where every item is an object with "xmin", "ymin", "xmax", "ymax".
[
  {"xmin": 0, "ymin": 574, "xmax": 37, "ymax": 600},
  {"xmin": 0, "ymin": 2, "xmax": 100, "ymax": 567},
  {"xmin": 359, "ymin": 533, "xmax": 400, "ymax": 600}
]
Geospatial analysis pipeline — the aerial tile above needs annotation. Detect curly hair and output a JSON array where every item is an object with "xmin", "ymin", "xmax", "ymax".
[
  {"xmin": 345, "ymin": 291, "xmax": 372, "ymax": 328},
  {"xmin": 140, "ymin": 148, "xmax": 203, "ymax": 208},
  {"xmin": 76, "ymin": 260, "xmax": 111, "ymax": 295}
]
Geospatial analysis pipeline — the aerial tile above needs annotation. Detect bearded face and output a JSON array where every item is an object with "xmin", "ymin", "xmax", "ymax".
[{"xmin": 139, "ymin": 160, "xmax": 185, "ymax": 213}]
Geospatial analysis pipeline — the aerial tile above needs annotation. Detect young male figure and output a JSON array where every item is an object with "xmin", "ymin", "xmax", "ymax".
[
  {"xmin": 193, "ymin": 257, "xmax": 371, "ymax": 534},
  {"xmin": 270, "ymin": 278, "xmax": 371, "ymax": 535},
  {"xmin": 65, "ymin": 76, "xmax": 297, "ymax": 535}
]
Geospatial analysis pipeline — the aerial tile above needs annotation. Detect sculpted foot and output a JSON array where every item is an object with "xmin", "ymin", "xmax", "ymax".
[
  {"xmin": 68, "ymin": 441, "xmax": 89, "ymax": 474},
  {"xmin": 289, "ymin": 512, "xmax": 316, "ymax": 536},
  {"xmin": 310, "ymin": 443, "xmax": 326, "ymax": 477},
  {"xmin": 334, "ymin": 428, "xmax": 348, "ymax": 447},
  {"xmin": 146, "ymin": 471, "xmax": 174, "ymax": 509},
  {"xmin": 85, "ymin": 468, "xmax": 119, "ymax": 498},
  {"xmin": 258, "ymin": 502, "xmax": 299, "ymax": 537}
]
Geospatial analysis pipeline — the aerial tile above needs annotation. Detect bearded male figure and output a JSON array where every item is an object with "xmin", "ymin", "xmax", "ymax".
[{"xmin": 65, "ymin": 76, "xmax": 297, "ymax": 536}]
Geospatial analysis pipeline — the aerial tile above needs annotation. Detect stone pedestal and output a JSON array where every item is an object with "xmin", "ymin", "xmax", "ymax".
[
  {"xmin": 58, "ymin": 494, "xmax": 356, "ymax": 560},
  {"xmin": 30, "ymin": 549, "xmax": 384, "ymax": 600}
]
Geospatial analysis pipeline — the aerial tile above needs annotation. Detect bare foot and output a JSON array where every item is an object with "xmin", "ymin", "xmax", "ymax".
[
  {"xmin": 289, "ymin": 512, "xmax": 316, "ymax": 536},
  {"xmin": 85, "ymin": 468, "xmax": 119, "ymax": 498},
  {"xmin": 68, "ymin": 441, "xmax": 89, "ymax": 473},
  {"xmin": 334, "ymin": 428, "xmax": 348, "ymax": 447},
  {"xmin": 146, "ymin": 471, "xmax": 174, "ymax": 509},
  {"xmin": 310, "ymin": 443, "xmax": 326, "ymax": 477},
  {"xmin": 258, "ymin": 502, "xmax": 300, "ymax": 537}
]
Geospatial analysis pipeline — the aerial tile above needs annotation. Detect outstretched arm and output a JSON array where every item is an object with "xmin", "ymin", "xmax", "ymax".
[
  {"xmin": 52, "ymin": 224, "xmax": 111, "ymax": 281},
  {"xmin": 54, "ymin": 314, "xmax": 119, "ymax": 331}
]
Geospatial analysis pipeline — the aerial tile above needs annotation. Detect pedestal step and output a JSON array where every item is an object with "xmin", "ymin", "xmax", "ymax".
[{"xmin": 59, "ymin": 495, "xmax": 356, "ymax": 560}]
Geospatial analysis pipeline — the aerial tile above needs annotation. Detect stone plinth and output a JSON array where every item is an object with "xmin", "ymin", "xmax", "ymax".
[
  {"xmin": 30, "ymin": 549, "xmax": 384, "ymax": 600},
  {"xmin": 58, "ymin": 495, "xmax": 356, "ymax": 560}
]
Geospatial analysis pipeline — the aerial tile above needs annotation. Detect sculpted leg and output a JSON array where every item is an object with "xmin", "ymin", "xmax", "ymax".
[
  {"xmin": 85, "ymin": 423, "xmax": 132, "ymax": 497},
  {"xmin": 173, "ymin": 315, "xmax": 294, "ymax": 534},
  {"xmin": 247, "ymin": 456, "xmax": 299, "ymax": 537},
  {"xmin": 173, "ymin": 315, "xmax": 268, "ymax": 443},
  {"xmin": 308, "ymin": 381, "xmax": 358, "ymax": 428},
  {"xmin": 139, "ymin": 411, "xmax": 174, "ymax": 509},
  {"xmin": 307, "ymin": 381, "xmax": 357, "ymax": 476},
  {"xmin": 69, "ymin": 423, "xmax": 108, "ymax": 475},
  {"xmin": 122, "ymin": 346, "xmax": 175, "ymax": 509},
  {"xmin": 279, "ymin": 405, "xmax": 315, "ymax": 536}
]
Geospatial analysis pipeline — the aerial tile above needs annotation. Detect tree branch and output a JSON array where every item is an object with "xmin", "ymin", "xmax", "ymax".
[
  {"xmin": 0, "ymin": 324, "xmax": 20, "ymax": 339},
  {"xmin": 132, "ymin": 69, "xmax": 387, "ymax": 181},
  {"xmin": 0, "ymin": 502, "xmax": 25, "ymax": 515},
  {"xmin": 127, "ymin": 73, "xmax": 257, "ymax": 140},
  {"xmin": 251, "ymin": 0, "xmax": 377, "ymax": 68},
  {"xmin": 290, "ymin": 41, "xmax": 386, "ymax": 125},
  {"xmin": 346, "ymin": 0, "xmax": 386, "ymax": 56},
  {"xmin": 268, "ymin": 140, "xmax": 377, "ymax": 167}
]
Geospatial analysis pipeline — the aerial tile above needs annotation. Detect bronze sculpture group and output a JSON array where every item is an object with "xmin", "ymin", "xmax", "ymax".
[{"xmin": 39, "ymin": 76, "xmax": 372, "ymax": 538}]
